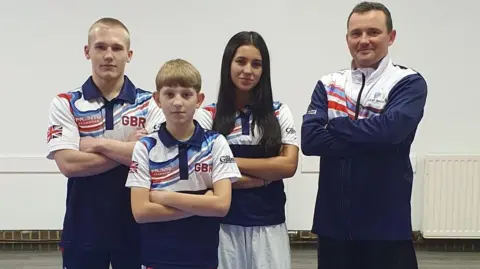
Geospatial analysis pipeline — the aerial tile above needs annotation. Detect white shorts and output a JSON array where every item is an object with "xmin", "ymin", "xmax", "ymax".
[{"xmin": 218, "ymin": 222, "xmax": 291, "ymax": 269}]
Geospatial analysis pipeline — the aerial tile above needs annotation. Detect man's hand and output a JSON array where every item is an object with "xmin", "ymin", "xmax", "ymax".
[
  {"xmin": 79, "ymin": 137, "xmax": 103, "ymax": 153},
  {"xmin": 128, "ymin": 128, "xmax": 148, "ymax": 142}
]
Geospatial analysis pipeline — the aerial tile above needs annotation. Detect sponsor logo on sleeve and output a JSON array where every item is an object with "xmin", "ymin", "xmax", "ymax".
[
  {"xmin": 152, "ymin": 122, "xmax": 162, "ymax": 132},
  {"xmin": 286, "ymin": 127, "xmax": 296, "ymax": 134},
  {"xmin": 219, "ymin": 155, "xmax": 236, "ymax": 164}
]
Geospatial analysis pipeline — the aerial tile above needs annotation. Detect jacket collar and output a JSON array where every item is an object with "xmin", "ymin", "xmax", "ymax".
[{"xmin": 350, "ymin": 54, "xmax": 391, "ymax": 85}]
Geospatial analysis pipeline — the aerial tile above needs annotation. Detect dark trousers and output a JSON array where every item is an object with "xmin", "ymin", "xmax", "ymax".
[
  {"xmin": 317, "ymin": 235, "xmax": 418, "ymax": 269},
  {"xmin": 61, "ymin": 246, "xmax": 141, "ymax": 269}
]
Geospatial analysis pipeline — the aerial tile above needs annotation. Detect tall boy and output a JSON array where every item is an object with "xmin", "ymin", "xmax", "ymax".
[{"xmin": 46, "ymin": 17, "xmax": 164, "ymax": 269}]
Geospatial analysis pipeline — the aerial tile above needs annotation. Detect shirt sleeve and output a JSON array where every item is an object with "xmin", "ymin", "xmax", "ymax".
[
  {"xmin": 194, "ymin": 107, "xmax": 214, "ymax": 130},
  {"xmin": 301, "ymin": 80, "xmax": 367, "ymax": 157},
  {"xmin": 277, "ymin": 104, "xmax": 298, "ymax": 146},
  {"xmin": 145, "ymin": 97, "xmax": 165, "ymax": 134},
  {"xmin": 211, "ymin": 134, "xmax": 241, "ymax": 184},
  {"xmin": 125, "ymin": 140, "xmax": 151, "ymax": 189},
  {"xmin": 326, "ymin": 74, "xmax": 427, "ymax": 144},
  {"xmin": 46, "ymin": 94, "xmax": 80, "ymax": 159}
]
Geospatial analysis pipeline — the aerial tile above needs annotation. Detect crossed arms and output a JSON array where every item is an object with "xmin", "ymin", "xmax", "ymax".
[
  {"xmin": 194, "ymin": 105, "xmax": 300, "ymax": 190},
  {"xmin": 131, "ymin": 180, "xmax": 232, "ymax": 223},
  {"xmin": 128, "ymin": 135, "xmax": 241, "ymax": 223},
  {"xmin": 47, "ymin": 95, "xmax": 161, "ymax": 177},
  {"xmin": 301, "ymin": 74, "xmax": 428, "ymax": 157},
  {"xmin": 233, "ymin": 144, "xmax": 299, "ymax": 188},
  {"xmin": 52, "ymin": 133, "xmax": 144, "ymax": 178}
]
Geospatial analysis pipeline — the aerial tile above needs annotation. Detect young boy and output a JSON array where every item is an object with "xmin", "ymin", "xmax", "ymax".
[{"xmin": 126, "ymin": 59, "xmax": 241, "ymax": 269}]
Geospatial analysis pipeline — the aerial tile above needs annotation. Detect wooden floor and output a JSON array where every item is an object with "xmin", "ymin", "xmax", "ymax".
[
  {"xmin": 291, "ymin": 244, "xmax": 480, "ymax": 269},
  {"xmin": 0, "ymin": 244, "xmax": 479, "ymax": 268}
]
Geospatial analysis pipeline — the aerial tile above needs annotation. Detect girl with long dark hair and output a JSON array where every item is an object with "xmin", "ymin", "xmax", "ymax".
[{"xmin": 196, "ymin": 31, "xmax": 299, "ymax": 269}]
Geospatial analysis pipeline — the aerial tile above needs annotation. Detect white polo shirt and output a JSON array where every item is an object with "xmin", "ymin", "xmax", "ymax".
[
  {"xmin": 126, "ymin": 120, "xmax": 241, "ymax": 191},
  {"xmin": 195, "ymin": 101, "xmax": 298, "ymax": 147},
  {"xmin": 46, "ymin": 75, "xmax": 165, "ymax": 159}
]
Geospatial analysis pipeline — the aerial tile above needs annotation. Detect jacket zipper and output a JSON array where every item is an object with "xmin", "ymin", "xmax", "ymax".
[
  {"xmin": 345, "ymin": 73, "xmax": 365, "ymax": 240},
  {"xmin": 354, "ymin": 73, "xmax": 366, "ymax": 119}
]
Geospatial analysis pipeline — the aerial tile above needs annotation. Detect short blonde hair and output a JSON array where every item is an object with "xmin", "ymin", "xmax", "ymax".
[
  {"xmin": 155, "ymin": 59, "xmax": 202, "ymax": 92},
  {"xmin": 88, "ymin": 17, "xmax": 131, "ymax": 48}
]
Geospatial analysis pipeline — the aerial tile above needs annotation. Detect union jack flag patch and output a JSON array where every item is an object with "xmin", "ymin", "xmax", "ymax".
[
  {"xmin": 47, "ymin": 125, "xmax": 63, "ymax": 143},
  {"xmin": 129, "ymin": 161, "xmax": 138, "ymax": 173}
]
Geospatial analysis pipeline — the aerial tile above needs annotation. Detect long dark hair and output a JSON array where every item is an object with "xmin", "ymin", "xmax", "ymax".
[{"xmin": 212, "ymin": 31, "xmax": 281, "ymax": 153}]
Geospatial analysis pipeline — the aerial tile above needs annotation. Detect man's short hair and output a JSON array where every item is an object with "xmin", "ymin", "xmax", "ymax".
[
  {"xmin": 88, "ymin": 17, "xmax": 131, "ymax": 48},
  {"xmin": 347, "ymin": 1, "xmax": 393, "ymax": 32},
  {"xmin": 155, "ymin": 59, "xmax": 202, "ymax": 93}
]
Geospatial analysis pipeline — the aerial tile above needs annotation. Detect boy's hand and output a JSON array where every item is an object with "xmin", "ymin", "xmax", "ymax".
[
  {"xmin": 128, "ymin": 128, "xmax": 148, "ymax": 142},
  {"xmin": 149, "ymin": 190, "xmax": 173, "ymax": 205},
  {"xmin": 205, "ymin": 190, "xmax": 214, "ymax": 196},
  {"xmin": 79, "ymin": 137, "xmax": 103, "ymax": 153}
]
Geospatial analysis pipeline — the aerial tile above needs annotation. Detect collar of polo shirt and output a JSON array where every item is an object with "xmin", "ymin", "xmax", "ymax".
[
  {"xmin": 81, "ymin": 75, "xmax": 137, "ymax": 103},
  {"xmin": 158, "ymin": 120, "xmax": 204, "ymax": 148}
]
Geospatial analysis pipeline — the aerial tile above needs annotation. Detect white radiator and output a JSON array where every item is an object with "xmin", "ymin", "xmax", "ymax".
[{"xmin": 422, "ymin": 155, "xmax": 480, "ymax": 238}]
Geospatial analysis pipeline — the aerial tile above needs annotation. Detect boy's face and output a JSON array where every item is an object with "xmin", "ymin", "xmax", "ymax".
[
  {"xmin": 85, "ymin": 25, "xmax": 132, "ymax": 81},
  {"xmin": 156, "ymin": 86, "xmax": 204, "ymax": 126}
]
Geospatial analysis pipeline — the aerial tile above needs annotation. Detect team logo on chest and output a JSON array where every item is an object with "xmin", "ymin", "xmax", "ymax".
[
  {"xmin": 75, "ymin": 114, "xmax": 103, "ymax": 129},
  {"xmin": 150, "ymin": 167, "xmax": 175, "ymax": 182},
  {"xmin": 364, "ymin": 91, "xmax": 387, "ymax": 113},
  {"xmin": 194, "ymin": 162, "xmax": 212, "ymax": 173},
  {"xmin": 122, "ymin": 116, "xmax": 146, "ymax": 128}
]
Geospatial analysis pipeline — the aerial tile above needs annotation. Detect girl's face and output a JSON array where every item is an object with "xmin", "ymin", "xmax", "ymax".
[{"xmin": 230, "ymin": 45, "xmax": 263, "ymax": 92}]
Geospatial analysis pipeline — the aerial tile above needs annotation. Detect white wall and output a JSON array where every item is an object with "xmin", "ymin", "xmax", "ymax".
[{"xmin": 1, "ymin": 0, "xmax": 479, "ymax": 231}]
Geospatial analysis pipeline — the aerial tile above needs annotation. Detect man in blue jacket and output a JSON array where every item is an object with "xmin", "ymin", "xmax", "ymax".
[{"xmin": 301, "ymin": 2, "xmax": 427, "ymax": 269}]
